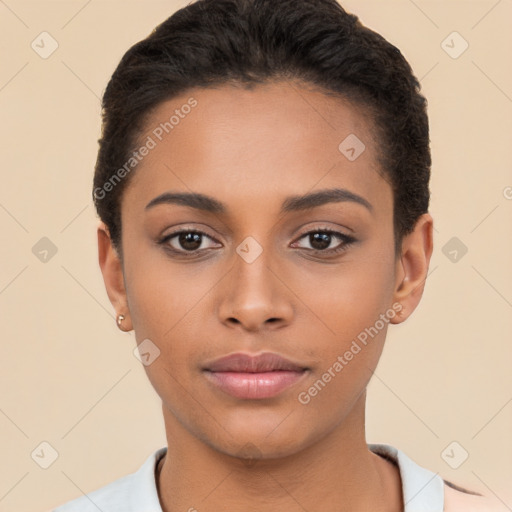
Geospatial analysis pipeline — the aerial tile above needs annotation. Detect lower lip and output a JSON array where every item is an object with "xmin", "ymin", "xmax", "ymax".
[{"xmin": 204, "ymin": 370, "xmax": 307, "ymax": 399}]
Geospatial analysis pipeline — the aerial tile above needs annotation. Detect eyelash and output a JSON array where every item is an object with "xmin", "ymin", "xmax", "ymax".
[{"xmin": 158, "ymin": 227, "xmax": 356, "ymax": 258}]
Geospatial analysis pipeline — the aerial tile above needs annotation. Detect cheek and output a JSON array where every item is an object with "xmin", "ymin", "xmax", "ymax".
[
  {"xmin": 122, "ymin": 247, "xmax": 226, "ymax": 395},
  {"xmin": 121, "ymin": 250, "xmax": 202, "ymax": 393},
  {"xmin": 290, "ymin": 243, "xmax": 396, "ymax": 405},
  {"xmin": 123, "ymin": 245, "xmax": 210, "ymax": 341},
  {"xmin": 293, "ymin": 264, "xmax": 395, "ymax": 419},
  {"xmin": 291, "ymin": 248, "xmax": 396, "ymax": 344}
]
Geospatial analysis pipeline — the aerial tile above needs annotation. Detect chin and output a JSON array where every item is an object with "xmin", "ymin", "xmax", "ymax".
[{"xmin": 204, "ymin": 419, "xmax": 319, "ymax": 462}]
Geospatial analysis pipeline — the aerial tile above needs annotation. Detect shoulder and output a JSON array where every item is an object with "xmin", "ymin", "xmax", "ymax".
[
  {"xmin": 50, "ymin": 447, "xmax": 166, "ymax": 512},
  {"xmin": 51, "ymin": 471, "xmax": 138, "ymax": 512},
  {"xmin": 443, "ymin": 482, "xmax": 507, "ymax": 512}
]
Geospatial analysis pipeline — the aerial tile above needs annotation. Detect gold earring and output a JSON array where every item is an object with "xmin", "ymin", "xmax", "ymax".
[{"xmin": 116, "ymin": 314, "xmax": 125, "ymax": 329}]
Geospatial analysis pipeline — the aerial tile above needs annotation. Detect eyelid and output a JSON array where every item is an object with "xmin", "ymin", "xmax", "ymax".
[
  {"xmin": 159, "ymin": 227, "xmax": 221, "ymax": 248},
  {"xmin": 292, "ymin": 226, "xmax": 356, "ymax": 251},
  {"xmin": 294, "ymin": 224, "xmax": 353, "ymax": 238},
  {"xmin": 159, "ymin": 224, "xmax": 356, "ymax": 258}
]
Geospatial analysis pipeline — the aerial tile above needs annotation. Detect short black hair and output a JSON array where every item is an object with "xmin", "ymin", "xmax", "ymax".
[{"xmin": 93, "ymin": 0, "xmax": 431, "ymax": 258}]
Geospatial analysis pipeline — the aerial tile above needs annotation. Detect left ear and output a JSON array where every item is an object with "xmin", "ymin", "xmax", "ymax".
[{"xmin": 390, "ymin": 213, "xmax": 434, "ymax": 324}]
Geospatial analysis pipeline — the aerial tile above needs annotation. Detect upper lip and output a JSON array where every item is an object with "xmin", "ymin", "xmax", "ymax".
[{"xmin": 203, "ymin": 352, "xmax": 308, "ymax": 373}]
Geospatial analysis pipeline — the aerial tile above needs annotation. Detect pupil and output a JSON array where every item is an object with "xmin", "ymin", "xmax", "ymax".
[
  {"xmin": 179, "ymin": 232, "xmax": 202, "ymax": 251},
  {"xmin": 311, "ymin": 233, "xmax": 330, "ymax": 250}
]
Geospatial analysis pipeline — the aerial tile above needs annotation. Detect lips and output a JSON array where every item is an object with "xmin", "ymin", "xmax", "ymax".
[
  {"xmin": 204, "ymin": 352, "xmax": 307, "ymax": 373},
  {"xmin": 203, "ymin": 352, "xmax": 309, "ymax": 400}
]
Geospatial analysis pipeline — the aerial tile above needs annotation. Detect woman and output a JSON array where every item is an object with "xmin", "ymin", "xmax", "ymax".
[{"xmin": 52, "ymin": 0, "xmax": 497, "ymax": 510}]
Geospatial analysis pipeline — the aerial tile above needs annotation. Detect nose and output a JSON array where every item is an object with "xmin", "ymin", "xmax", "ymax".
[{"xmin": 217, "ymin": 248, "xmax": 294, "ymax": 332}]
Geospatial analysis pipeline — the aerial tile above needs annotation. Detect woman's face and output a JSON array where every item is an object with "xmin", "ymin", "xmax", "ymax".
[{"xmin": 99, "ymin": 81, "xmax": 432, "ymax": 459}]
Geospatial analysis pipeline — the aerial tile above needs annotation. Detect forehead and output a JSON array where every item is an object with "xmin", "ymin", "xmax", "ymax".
[{"xmin": 123, "ymin": 81, "xmax": 390, "ymax": 217}]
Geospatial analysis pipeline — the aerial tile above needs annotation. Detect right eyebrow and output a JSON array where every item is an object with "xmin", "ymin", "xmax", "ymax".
[{"xmin": 145, "ymin": 192, "xmax": 224, "ymax": 213}]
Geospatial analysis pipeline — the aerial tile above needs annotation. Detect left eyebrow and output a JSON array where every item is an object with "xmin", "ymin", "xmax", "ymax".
[
  {"xmin": 144, "ymin": 187, "xmax": 373, "ymax": 214},
  {"xmin": 280, "ymin": 188, "xmax": 373, "ymax": 213}
]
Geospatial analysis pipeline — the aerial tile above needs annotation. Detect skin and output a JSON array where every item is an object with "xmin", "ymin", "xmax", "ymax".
[{"xmin": 98, "ymin": 80, "xmax": 433, "ymax": 512}]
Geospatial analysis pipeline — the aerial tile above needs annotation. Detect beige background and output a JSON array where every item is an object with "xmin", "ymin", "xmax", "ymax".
[{"xmin": 0, "ymin": 1, "xmax": 511, "ymax": 511}]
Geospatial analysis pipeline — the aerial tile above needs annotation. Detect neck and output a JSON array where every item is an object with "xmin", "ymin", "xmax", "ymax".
[{"xmin": 156, "ymin": 392, "xmax": 403, "ymax": 512}]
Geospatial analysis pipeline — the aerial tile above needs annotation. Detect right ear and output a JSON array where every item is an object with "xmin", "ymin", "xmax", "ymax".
[{"xmin": 97, "ymin": 222, "xmax": 133, "ymax": 331}]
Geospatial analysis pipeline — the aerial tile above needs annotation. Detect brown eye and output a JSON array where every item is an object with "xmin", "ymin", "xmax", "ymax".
[
  {"xmin": 293, "ymin": 229, "xmax": 356, "ymax": 255},
  {"xmin": 308, "ymin": 232, "xmax": 332, "ymax": 251},
  {"xmin": 159, "ymin": 229, "xmax": 220, "ymax": 255},
  {"xmin": 177, "ymin": 232, "xmax": 203, "ymax": 251}
]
